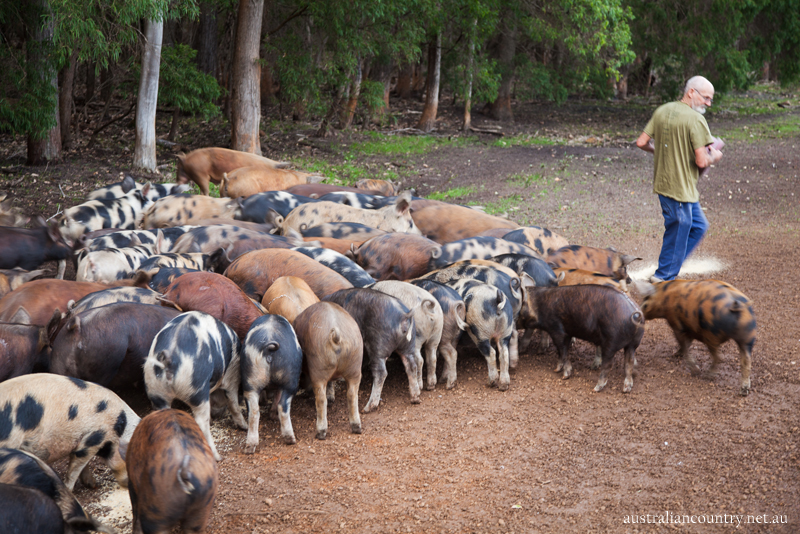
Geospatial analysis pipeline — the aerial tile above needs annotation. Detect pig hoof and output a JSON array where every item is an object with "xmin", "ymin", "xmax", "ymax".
[
  {"xmin": 315, "ymin": 431, "xmax": 327, "ymax": 440},
  {"xmin": 445, "ymin": 380, "xmax": 457, "ymax": 390},
  {"xmin": 740, "ymin": 385, "xmax": 750, "ymax": 396},
  {"xmin": 351, "ymin": 424, "xmax": 362, "ymax": 434},
  {"xmin": 593, "ymin": 382, "xmax": 607, "ymax": 393},
  {"xmin": 425, "ymin": 382, "xmax": 436, "ymax": 391},
  {"xmin": 561, "ymin": 369, "xmax": 572, "ymax": 380},
  {"xmin": 687, "ymin": 365, "xmax": 701, "ymax": 376},
  {"xmin": 590, "ymin": 358, "xmax": 602, "ymax": 370},
  {"xmin": 498, "ymin": 382, "xmax": 509, "ymax": 392},
  {"xmin": 555, "ymin": 363, "xmax": 564, "ymax": 373},
  {"xmin": 244, "ymin": 444, "xmax": 257, "ymax": 455},
  {"xmin": 410, "ymin": 396, "xmax": 421, "ymax": 405},
  {"xmin": 79, "ymin": 470, "xmax": 98, "ymax": 490},
  {"xmin": 622, "ymin": 381, "xmax": 633, "ymax": 393},
  {"xmin": 283, "ymin": 435, "xmax": 297, "ymax": 445}
]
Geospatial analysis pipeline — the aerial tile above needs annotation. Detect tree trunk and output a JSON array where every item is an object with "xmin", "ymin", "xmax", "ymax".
[
  {"xmin": 26, "ymin": 0, "xmax": 60, "ymax": 165},
  {"xmin": 370, "ymin": 57, "xmax": 393, "ymax": 120},
  {"xmin": 59, "ymin": 49, "xmax": 79, "ymax": 150},
  {"xmin": 341, "ymin": 59, "xmax": 362, "ymax": 129},
  {"xmin": 231, "ymin": 0, "xmax": 265, "ymax": 155},
  {"xmin": 462, "ymin": 19, "xmax": 476, "ymax": 132},
  {"xmin": 85, "ymin": 61, "xmax": 96, "ymax": 103},
  {"xmin": 133, "ymin": 18, "xmax": 164, "ymax": 172},
  {"xmin": 487, "ymin": 15, "xmax": 517, "ymax": 122},
  {"xmin": 396, "ymin": 63, "xmax": 413, "ymax": 99},
  {"xmin": 417, "ymin": 33, "xmax": 441, "ymax": 133},
  {"xmin": 169, "ymin": 108, "xmax": 180, "ymax": 141},
  {"xmin": 316, "ymin": 85, "xmax": 344, "ymax": 137},
  {"xmin": 197, "ymin": 2, "xmax": 219, "ymax": 76}
]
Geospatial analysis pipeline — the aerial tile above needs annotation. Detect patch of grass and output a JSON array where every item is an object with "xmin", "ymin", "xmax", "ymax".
[
  {"xmin": 474, "ymin": 193, "xmax": 524, "ymax": 215},
  {"xmin": 507, "ymin": 172, "xmax": 545, "ymax": 187},
  {"xmin": 293, "ymin": 157, "xmax": 370, "ymax": 185},
  {"xmin": 426, "ymin": 186, "xmax": 477, "ymax": 201},
  {"xmin": 492, "ymin": 134, "xmax": 556, "ymax": 148},
  {"xmin": 349, "ymin": 132, "xmax": 476, "ymax": 156},
  {"xmin": 191, "ymin": 182, "xmax": 221, "ymax": 197},
  {"xmin": 718, "ymin": 114, "xmax": 800, "ymax": 141}
]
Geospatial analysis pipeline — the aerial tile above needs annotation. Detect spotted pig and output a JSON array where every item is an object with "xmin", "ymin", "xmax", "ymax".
[
  {"xmin": 429, "ymin": 236, "xmax": 539, "ymax": 270},
  {"xmin": 546, "ymin": 245, "xmax": 641, "ymax": 282},
  {"xmin": 142, "ymin": 194, "xmax": 240, "ymax": 229},
  {"xmin": 292, "ymin": 246, "xmax": 376, "ymax": 287},
  {"xmin": 352, "ymin": 233, "xmax": 441, "ymax": 281},
  {"xmin": 59, "ymin": 184, "xmax": 152, "ymax": 242},
  {"xmin": 501, "ymin": 226, "xmax": 570, "ymax": 256}
]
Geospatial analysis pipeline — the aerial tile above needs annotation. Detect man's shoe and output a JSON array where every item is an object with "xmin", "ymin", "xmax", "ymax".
[{"xmin": 649, "ymin": 275, "xmax": 664, "ymax": 284}]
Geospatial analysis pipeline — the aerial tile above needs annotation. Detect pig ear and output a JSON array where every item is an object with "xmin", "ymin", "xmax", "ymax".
[
  {"xmin": 346, "ymin": 243, "xmax": 358, "ymax": 260},
  {"xmin": 10, "ymin": 306, "xmax": 31, "ymax": 324},
  {"xmin": 155, "ymin": 229, "xmax": 166, "ymax": 254},
  {"xmin": 394, "ymin": 192, "xmax": 412, "ymax": 215},
  {"xmin": 67, "ymin": 316, "xmax": 81, "ymax": 332},
  {"xmin": 32, "ymin": 215, "xmax": 47, "ymax": 228},
  {"xmin": 121, "ymin": 175, "xmax": 136, "ymax": 193},
  {"xmin": 129, "ymin": 233, "xmax": 142, "ymax": 247},
  {"xmin": 46, "ymin": 309, "xmax": 62, "ymax": 342},
  {"xmin": 141, "ymin": 181, "xmax": 152, "ymax": 197},
  {"xmin": 208, "ymin": 248, "xmax": 229, "ymax": 273},
  {"xmin": 621, "ymin": 254, "xmax": 642, "ymax": 266},
  {"xmin": 521, "ymin": 273, "xmax": 535, "ymax": 288}
]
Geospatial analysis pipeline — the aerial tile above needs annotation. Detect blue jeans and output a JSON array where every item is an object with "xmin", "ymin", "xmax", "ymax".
[{"xmin": 655, "ymin": 195, "xmax": 708, "ymax": 281}]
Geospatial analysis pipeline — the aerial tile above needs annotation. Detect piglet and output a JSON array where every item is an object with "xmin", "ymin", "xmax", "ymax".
[
  {"xmin": 0, "ymin": 322, "xmax": 51, "ymax": 382},
  {"xmin": 0, "ymin": 482, "xmax": 94, "ymax": 534},
  {"xmin": 122, "ymin": 409, "xmax": 218, "ymax": 534},
  {"xmin": 294, "ymin": 302, "xmax": 363, "ymax": 440},
  {"xmin": 0, "ymin": 373, "xmax": 140, "ymax": 490},
  {"xmin": 0, "ymin": 216, "xmax": 73, "ymax": 279}
]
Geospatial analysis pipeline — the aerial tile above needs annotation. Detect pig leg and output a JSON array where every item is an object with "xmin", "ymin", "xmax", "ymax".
[
  {"xmin": 423, "ymin": 339, "xmax": 438, "ymax": 391},
  {"xmin": 399, "ymin": 352, "xmax": 422, "ymax": 404},
  {"xmin": 509, "ymin": 328, "xmax": 519, "ymax": 369},
  {"xmin": 65, "ymin": 451, "xmax": 96, "ymax": 491},
  {"xmin": 56, "ymin": 259, "xmax": 66, "ymax": 279},
  {"xmin": 673, "ymin": 332, "xmax": 700, "ymax": 375},
  {"xmin": 220, "ymin": 360, "xmax": 248, "ymax": 430},
  {"xmin": 413, "ymin": 345, "xmax": 425, "ymax": 392},
  {"xmin": 192, "ymin": 401, "xmax": 222, "ymax": 462},
  {"xmin": 475, "ymin": 339, "xmax": 499, "ymax": 388},
  {"xmin": 593, "ymin": 347, "xmax": 615, "ymax": 392},
  {"xmin": 326, "ymin": 381, "xmax": 336, "ymax": 403},
  {"xmin": 78, "ymin": 463, "xmax": 98, "ymax": 489},
  {"xmin": 591, "ymin": 346, "xmax": 602, "ymax": 370},
  {"xmin": 737, "ymin": 341, "xmax": 753, "ymax": 396},
  {"xmin": 243, "ymin": 390, "xmax": 262, "ymax": 454},
  {"xmin": 363, "ymin": 357, "xmax": 389, "ymax": 413},
  {"xmin": 621, "ymin": 346, "xmax": 636, "ymax": 393},
  {"xmin": 275, "ymin": 389, "xmax": 296, "ymax": 444},
  {"xmin": 346, "ymin": 373, "xmax": 362, "ymax": 434},
  {"xmin": 313, "ymin": 381, "xmax": 329, "ymax": 440},
  {"xmin": 106, "ymin": 447, "xmax": 129, "ymax": 488},
  {"xmin": 497, "ymin": 336, "xmax": 511, "ymax": 391},
  {"xmin": 553, "ymin": 334, "xmax": 573, "ymax": 380},
  {"xmin": 438, "ymin": 342, "xmax": 458, "ymax": 389}
]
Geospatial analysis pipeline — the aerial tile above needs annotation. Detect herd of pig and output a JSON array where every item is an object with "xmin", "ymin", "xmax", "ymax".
[{"xmin": 0, "ymin": 147, "xmax": 756, "ymax": 533}]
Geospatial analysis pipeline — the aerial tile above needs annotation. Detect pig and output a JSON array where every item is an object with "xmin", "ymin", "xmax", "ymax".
[
  {"xmin": 409, "ymin": 279, "xmax": 468, "ymax": 389},
  {"xmin": 281, "ymin": 191, "xmax": 420, "ymax": 235},
  {"xmin": 371, "ymin": 281, "xmax": 443, "ymax": 391},
  {"xmin": 235, "ymin": 190, "xmax": 317, "ymax": 223},
  {"xmin": 475, "ymin": 228, "xmax": 517, "ymax": 239},
  {"xmin": 59, "ymin": 184, "xmax": 152, "ymax": 242},
  {"xmin": 143, "ymin": 311, "xmax": 247, "ymax": 460},
  {"xmin": 546, "ymin": 245, "xmax": 641, "ymax": 282},
  {"xmin": 287, "ymin": 183, "xmax": 384, "ymax": 197},
  {"xmin": 76, "ymin": 244, "xmax": 156, "ymax": 283},
  {"xmin": 83, "ymin": 226, "xmax": 194, "ymax": 253},
  {"xmin": 224, "ymin": 248, "xmax": 353, "ymax": 300},
  {"xmin": 355, "ymin": 178, "xmax": 395, "ymax": 196},
  {"xmin": 317, "ymin": 191, "xmax": 395, "ymax": 210},
  {"xmin": 501, "ymin": 226, "xmax": 570, "ymax": 256},
  {"xmin": 491, "ymin": 253, "xmax": 560, "ymax": 288},
  {"xmin": 301, "ymin": 236, "xmax": 365, "ymax": 255},
  {"xmin": 158, "ymin": 272, "xmax": 263, "ymax": 340},
  {"xmin": 0, "ymin": 275, "xmax": 151, "ymax": 326},
  {"xmin": 0, "ymin": 195, "xmax": 29, "ymax": 227},
  {"xmin": 137, "ymin": 251, "xmax": 223, "ymax": 275},
  {"xmin": 141, "ymin": 194, "xmax": 240, "ymax": 229},
  {"xmin": 49, "ymin": 303, "xmax": 181, "ymax": 390},
  {"xmin": 220, "ymin": 166, "xmax": 313, "ymax": 198},
  {"xmin": 170, "ymin": 224, "xmax": 285, "ymax": 254},
  {"xmin": 67, "ymin": 286, "xmax": 162, "ymax": 316},
  {"xmin": 638, "ymin": 279, "xmax": 755, "ymax": 396},
  {"xmin": 554, "ymin": 267, "xmax": 626, "ymax": 292},
  {"xmin": 190, "ymin": 218, "xmax": 275, "ymax": 233},
  {"xmin": 291, "ymin": 245, "xmax": 376, "ymax": 287},
  {"xmin": 352, "ymin": 233, "xmax": 441, "ymax": 281},
  {"xmin": 0, "ymin": 322, "xmax": 51, "ymax": 382},
  {"xmin": 429, "ymin": 236, "xmax": 540, "ymax": 270},
  {"xmin": 240, "ymin": 314, "xmax": 303, "ymax": 451},
  {"xmin": 147, "ymin": 267, "xmax": 200, "ymax": 292},
  {"xmin": 261, "ymin": 276, "xmax": 320, "ymax": 324},
  {"xmin": 0, "ymin": 373, "xmax": 140, "ymax": 490},
  {"xmin": 123, "ymin": 409, "xmax": 218, "ymax": 534},
  {"xmin": 176, "ymin": 147, "xmax": 289, "ymax": 196},
  {"xmin": 294, "ymin": 302, "xmax": 363, "ymax": 439},
  {"xmin": 0, "ymin": 216, "xmax": 73, "ymax": 279},
  {"xmin": 0, "ymin": 268, "xmax": 45, "ymax": 298},
  {"xmin": 410, "ymin": 203, "xmax": 518, "ymax": 244},
  {"xmin": 0, "ymin": 447, "xmax": 117, "ymax": 533},
  {"xmin": 217, "ymin": 232, "xmax": 302, "ymax": 270},
  {"xmin": 0, "ymin": 483, "xmax": 97, "ymax": 534},
  {"xmin": 522, "ymin": 285, "xmax": 645, "ymax": 393},
  {"xmin": 323, "ymin": 288, "xmax": 418, "ymax": 412},
  {"xmin": 87, "ymin": 175, "xmax": 191, "ymax": 201},
  {"xmin": 301, "ymin": 222, "xmax": 386, "ymax": 242}
]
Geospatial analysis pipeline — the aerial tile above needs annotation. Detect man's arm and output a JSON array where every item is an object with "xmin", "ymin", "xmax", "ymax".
[
  {"xmin": 694, "ymin": 145, "xmax": 723, "ymax": 169},
  {"xmin": 636, "ymin": 132, "xmax": 654, "ymax": 153}
]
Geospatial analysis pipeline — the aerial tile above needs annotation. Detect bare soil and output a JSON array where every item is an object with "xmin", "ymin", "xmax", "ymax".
[{"xmin": 1, "ymin": 90, "xmax": 799, "ymax": 533}]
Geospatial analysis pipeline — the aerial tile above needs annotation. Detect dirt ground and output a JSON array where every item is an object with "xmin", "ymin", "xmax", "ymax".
[{"xmin": 1, "ymin": 88, "xmax": 799, "ymax": 533}]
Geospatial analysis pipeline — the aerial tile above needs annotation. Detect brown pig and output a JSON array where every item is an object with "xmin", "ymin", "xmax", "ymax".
[
  {"xmin": 295, "ymin": 302, "xmax": 363, "ymax": 440},
  {"xmin": 302, "ymin": 236, "xmax": 365, "ymax": 255},
  {"xmin": 0, "ymin": 322, "xmax": 51, "ymax": 382},
  {"xmin": 355, "ymin": 179, "xmax": 395, "ymax": 196},
  {"xmin": 176, "ymin": 147, "xmax": 288, "ymax": 196},
  {"xmin": 123, "ymin": 409, "xmax": 218, "ymax": 534},
  {"xmin": 554, "ymin": 267, "xmax": 626, "ymax": 292},
  {"xmin": 352, "ymin": 233, "xmax": 441, "ymax": 281},
  {"xmin": 410, "ymin": 203, "xmax": 518, "ymax": 244},
  {"xmin": 159, "ymin": 272, "xmax": 263, "ymax": 340},
  {"xmin": 501, "ymin": 226, "xmax": 570, "ymax": 256},
  {"xmin": 261, "ymin": 276, "xmax": 320, "ymax": 324},
  {"xmin": 639, "ymin": 279, "xmax": 755, "ymax": 396},
  {"xmin": 224, "ymin": 248, "xmax": 353, "ymax": 300},
  {"xmin": 141, "ymin": 194, "xmax": 240, "ymax": 229},
  {"xmin": 546, "ymin": 245, "xmax": 641, "ymax": 282},
  {"xmin": 0, "ymin": 268, "xmax": 45, "ymax": 298},
  {"xmin": 220, "ymin": 166, "xmax": 313, "ymax": 198}
]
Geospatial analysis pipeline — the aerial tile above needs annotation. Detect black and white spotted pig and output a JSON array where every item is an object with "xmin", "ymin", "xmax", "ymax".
[
  {"xmin": 317, "ymin": 191, "xmax": 395, "ymax": 210},
  {"xmin": 0, "ymin": 322, "xmax": 51, "ymax": 382},
  {"xmin": 0, "ymin": 447, "xmax": 116, "ymax": 533},
  {"xmin": 147, "ymin": 267, "xmax": 201, "ymax": 293},
  {"xmin": 490, "ymin": 253, "xmax": 559, "ymax": 288},
  {"xmin": 123, "ymin": 409, "xmax": 218, "ymax": 534},
  {"xmin": 83, "ymin": 226, "xmax": 195, "ymax": 253},
  {"xmin": 301, "ymin": 221, "xmax": 387, "ymax": 242},
  {"xmin": 143, "ymin": 311, "xmax": 247, "ymax": 461},
  {"xmin": 235, "ymin": 190, "xmax": 317, "ymax": 223},
  {"xmin": 639, "ymin": 279, "xmax": 755, "ymax": 396},
  {"xmin": 429, "ymin": 236, "xmax": 540, "ymax": 270},
  {"xmin": 67, "ymin": 286, "xmax": 162, "ymax": 316},
  {"xmin": 76, "ymin": 244, "xmax": 157, "ymax": 283},
  {"xmin": 137, "ymin": 251, "xmax": 225, "ymax": 275},
  {"xmin": 59, "ymin": 184, "xmax": 152, "ymax": 242},
  {"xmin": 241, "ymin": 314, "xmax": 303, "ymax": 452},
  {"xmin": 142, "ymin": 194, "xmax": 240, "ymax": 229},
  {"xmin": 170, "ymin": 224, "xmax": 276, "ymax": 254},
  {"xmin": 0, "ymin": 373, "xmax": 140, "ymax": 490},
  {"xmin": 87, "ymin": 175, "xmax": 189, "ymax": 201},
  {"xmin": 323, "ymin": 288, "xmax": 418, "ymax": 412},
  {"xmin": 292, "ymin": 245, "xmax": 376, "ymax": 287}
]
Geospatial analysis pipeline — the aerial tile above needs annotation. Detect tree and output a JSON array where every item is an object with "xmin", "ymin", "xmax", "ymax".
[
  {"xmin": 25, "ymin": 0, "xmax": 60, "ymax": 164},
  {"xmin": 417, "ymin": 32, "xmax": 441, "ymax": 132},
  {"xmin": 133, "ymin": 18, "xmax": 163, "ymax": 171},
  {"xmin": 231, "ymin": 0, "xmax": 265, "ymax": 155}
]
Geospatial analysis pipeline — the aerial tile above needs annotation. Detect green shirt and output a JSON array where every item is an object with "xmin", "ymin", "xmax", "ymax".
[{"xmin": 644, "ymin": 101, "xmax": 714, "ymax": 203}]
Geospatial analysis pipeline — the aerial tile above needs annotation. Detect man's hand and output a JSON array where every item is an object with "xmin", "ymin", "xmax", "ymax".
[
  {"xmin": 636, "ymin": 132, "xmax": 654, "ymax": 153},
  {"xmin": 695, "ymin": 144, "xmax": 723, "ymax": 169}
]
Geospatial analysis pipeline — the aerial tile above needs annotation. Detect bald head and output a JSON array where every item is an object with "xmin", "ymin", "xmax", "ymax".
[{"xmin": 684, "ymin": 76, "xmax": 713, "ymax": 97}]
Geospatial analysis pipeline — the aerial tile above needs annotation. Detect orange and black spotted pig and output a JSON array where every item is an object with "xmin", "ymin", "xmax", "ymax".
[
  {"xmin": 546, "ymin": 245, "xmax": 641, "ymax": 283},
  {"xmin": 639, "ymin": 279, "xmax": 755, "ymax": 396},
  {"xmin": 554, "ymin": 267, "xmax": 627, "ymax": 293},
  {"xmin": 500, "ymin": 226, "xmax": 570, "ymax": 257},
  {"xmin": 122, "ymin": 409, "xmax": 218, "ymax": 534}
]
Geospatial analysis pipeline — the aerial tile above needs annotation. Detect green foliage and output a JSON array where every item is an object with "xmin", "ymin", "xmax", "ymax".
[
  {"xmin": 471, "ymin": 193, "xmax": 523, "ymax": 215},
  {"xmin": 158, "ymin": 44, "xmax": 221, "ymax": 118},
  {"xmin": 426, "ymin": 186, "xmax": 477, "ymax": 200},
  {"xmin": 349, "ymin": 132, "xmax": 476, "ymax": 156},
  {"xmin": 492, "ymin": 134, "xmax": 556, "ymax": 147},
  {"xmin": 507, "ymin": 172, "xmax": 545, "ymax": 187}
]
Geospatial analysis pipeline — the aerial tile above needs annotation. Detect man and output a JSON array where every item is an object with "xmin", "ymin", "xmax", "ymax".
[{"xmin": 636, "ymin": 75, "xmax": 723, "ymax": 282}]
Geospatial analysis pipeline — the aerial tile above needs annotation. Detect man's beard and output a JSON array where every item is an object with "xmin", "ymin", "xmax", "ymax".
[{"xmin": 692, "ymin": 104, "xmax": 707, "ymax": 114}]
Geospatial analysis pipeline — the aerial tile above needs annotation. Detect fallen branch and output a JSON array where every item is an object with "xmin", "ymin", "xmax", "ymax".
[
  {"xmin": 87, "ymin": 101, "xmax": 136, "ymax": 148},
  {"xmin": 0, "ymin": 166, "xmax": 24, "ymax": 175}
]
